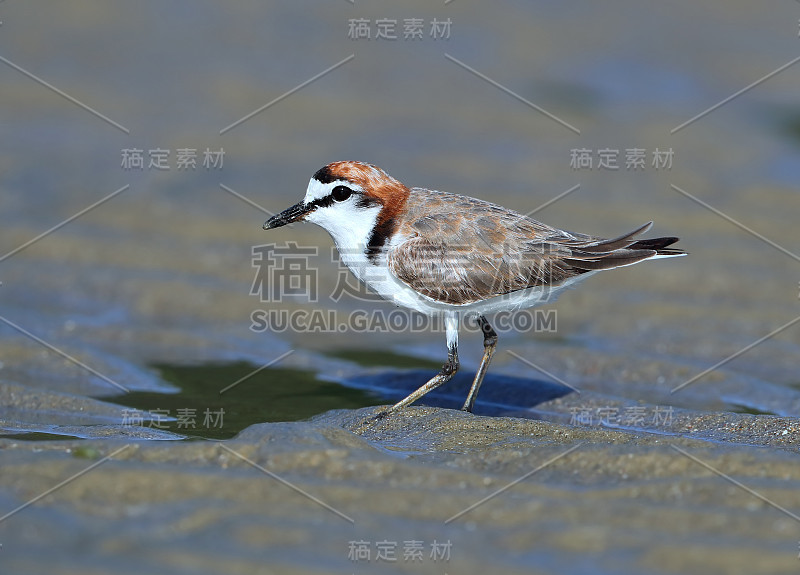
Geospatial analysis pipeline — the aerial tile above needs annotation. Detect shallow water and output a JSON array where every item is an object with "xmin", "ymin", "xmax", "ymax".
[
  {"xmin": 1, "ymin": 1, "xmax": 799, "ymax": 574},
  {"xmin": 105, "ymin": 362, "xmax": 380, "ymax": 440}
]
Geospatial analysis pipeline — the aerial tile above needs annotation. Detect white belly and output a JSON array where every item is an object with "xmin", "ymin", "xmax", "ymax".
[{"xmin": 341, "ymin": 248, "xmax": 597, "ymax": 317}]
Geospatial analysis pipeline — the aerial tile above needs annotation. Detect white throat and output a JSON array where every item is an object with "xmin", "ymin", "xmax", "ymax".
[{"xmin": 303, "ymin": 178, "xmax": 383, "ymax": 281}]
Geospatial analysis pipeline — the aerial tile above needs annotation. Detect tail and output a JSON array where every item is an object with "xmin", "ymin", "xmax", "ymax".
[
  {"xmin": 628, "ymin": 235, "xmax": 686, "ymax": 257},
  {"xmin": 563, "ymin": 222, "xmax": 686, "ymax": 272}
]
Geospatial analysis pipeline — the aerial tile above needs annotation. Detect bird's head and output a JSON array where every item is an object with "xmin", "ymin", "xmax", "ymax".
[{"xmin": 264, "ymin": 161, "xmax": 411, "ymax": 257}]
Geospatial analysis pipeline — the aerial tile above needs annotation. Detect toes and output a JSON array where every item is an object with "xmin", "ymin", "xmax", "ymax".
[{"xmin": 354, "ymin": 409, "xmax": 390, "ymax": 431}]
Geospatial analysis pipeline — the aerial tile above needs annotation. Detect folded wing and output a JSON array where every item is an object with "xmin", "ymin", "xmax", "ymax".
[{"xmin": 388, "ymin": 192, "xmax": 684, "ymax": 305}]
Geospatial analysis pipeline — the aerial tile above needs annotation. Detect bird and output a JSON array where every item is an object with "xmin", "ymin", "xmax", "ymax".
[{"xmin": 263, "ymin": 161, "xmax": 685, "ymax": 419}]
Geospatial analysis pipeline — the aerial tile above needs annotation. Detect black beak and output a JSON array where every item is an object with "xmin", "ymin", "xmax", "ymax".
[{"xmin": 263, "ymin": 201, "xmax": 313, "ymax": 230}]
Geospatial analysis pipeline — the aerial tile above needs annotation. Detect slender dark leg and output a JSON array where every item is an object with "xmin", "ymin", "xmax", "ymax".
[
  {"xmin": 373, "ymin": 345, "xmax": 459, "ymax": 419},
  {"xmin": 361, "ymin": 312, "xmax": 460, "ymax": 426},
  {"xmin": 461, "ymin": 315, "xmax": 497, "ymax": 412}
]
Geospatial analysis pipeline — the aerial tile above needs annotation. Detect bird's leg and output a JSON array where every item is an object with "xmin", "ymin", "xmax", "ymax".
[
  {"xmin": 374, "ymin": 345, "xmax": 459, "ymax": 419},
  {"xmin": 461, "ymin": 315, "xmax": 497, "ymax": 412},
  {"xmin": 365, "ymin": 312, "xmax": 460, "ymax": 423}
]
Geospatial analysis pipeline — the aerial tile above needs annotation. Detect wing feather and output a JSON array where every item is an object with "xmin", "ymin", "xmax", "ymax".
[{"xmin": 386, "ymin": 189, "xmax": 683, "ymax": 305}]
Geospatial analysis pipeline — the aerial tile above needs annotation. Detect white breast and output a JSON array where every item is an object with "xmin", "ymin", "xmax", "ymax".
[{"xmin": 303, "ymin": 199, "xmax": 380, "ymax": 282}]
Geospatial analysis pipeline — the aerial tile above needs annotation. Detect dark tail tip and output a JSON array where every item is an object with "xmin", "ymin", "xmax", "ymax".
[{"xmin": 630, "ymin": 236, "xmax": 683, "ymax": 253}]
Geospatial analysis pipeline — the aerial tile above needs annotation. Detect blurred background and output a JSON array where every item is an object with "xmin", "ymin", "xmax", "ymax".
[
  {"xmin": 0, "ymin": 2, "xmax": 799, "ymax": 572},
  {"xmin": 1, "ymin": 0, "xmax": 797, "ymax": 415}
]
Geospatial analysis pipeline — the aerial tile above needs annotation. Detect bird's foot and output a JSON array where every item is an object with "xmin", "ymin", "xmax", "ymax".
[{"xmin": 353, "ymin": 408, "xmax": 391, "ymax": 433}]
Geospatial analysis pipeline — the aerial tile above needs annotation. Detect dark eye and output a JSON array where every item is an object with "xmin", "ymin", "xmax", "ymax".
[{"xmin": 332, "ymin": 185, "xmax": 353, "ymax": 202}]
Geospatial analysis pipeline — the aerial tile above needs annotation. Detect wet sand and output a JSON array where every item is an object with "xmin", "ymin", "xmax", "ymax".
[{"xmin": 2, "ymin": 406, "xmax": 800, "ymax": 575}]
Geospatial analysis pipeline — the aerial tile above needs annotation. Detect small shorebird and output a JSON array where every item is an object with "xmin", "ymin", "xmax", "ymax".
[{"xmin": 264, "ymin": 161, "xmax": 685, "ymax": 418}]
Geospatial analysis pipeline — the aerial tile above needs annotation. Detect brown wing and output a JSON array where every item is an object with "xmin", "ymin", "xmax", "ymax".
[
  {"xmin": 387, "ymin": 190, "xmax": 682, "ymax": 305},
  {"xmin": 387, "ymin": 235, "xmax": 573, "ymax": 305}
]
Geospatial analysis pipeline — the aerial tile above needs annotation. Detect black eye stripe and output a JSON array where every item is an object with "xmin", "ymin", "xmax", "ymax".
[
  {"xmin": 306, "ymin": 195, "xmax": 335, "ymax": 210},
  {"xmin": 355, "ymin": 196, "xmax": 378, "ymax": 209},
  {"xmin": 304, "ymin": 187, "xmax": 379, "ymax": 211}
]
